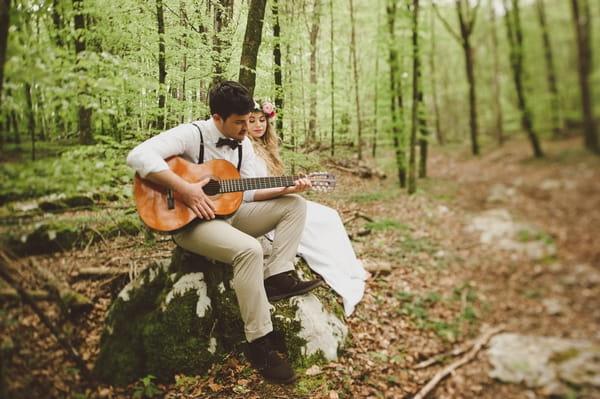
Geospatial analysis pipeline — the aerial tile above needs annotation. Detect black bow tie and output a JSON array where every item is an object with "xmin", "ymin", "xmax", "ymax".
[{"xmin": 216, "ymin": 137, "xmax": 241, "ymax": 150}]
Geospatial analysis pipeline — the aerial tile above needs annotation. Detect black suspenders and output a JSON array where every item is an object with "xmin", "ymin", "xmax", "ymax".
[{"xmin": 191, "ymin": 123, "xmax": 242, "ymax": 171}]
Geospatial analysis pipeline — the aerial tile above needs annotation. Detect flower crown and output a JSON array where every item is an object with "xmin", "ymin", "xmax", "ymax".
[{"xmin": 254, "ymin": 99, "xmax": 276, "ymax": 118}]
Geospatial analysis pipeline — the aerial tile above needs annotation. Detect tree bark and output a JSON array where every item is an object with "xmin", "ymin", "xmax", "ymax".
[
  {"xmin": 570, "ymin": 0, "xmax": 598, "ymax": 153},
  {"xmin": 306, "ymin": 0, "xmax": 322, "ymax": 144},
  {"xmin": 155, "ymin": 0, "xmax": 166, "ymax": 130},
  {"xmin": 0, "ymin": 0, "xmax": 9, "ymax": 111},
  {"xmin": 349, "ymin": 0, "xmax": 363, "ymax": 160},
  {"xmin": 433, "ymin": 0, "xmax": 482, "ymax": 156},
  {"xmin": 408, "ymin": 0, "xmax": 420, "ymax": 194},
  {"xmin": 211, "ymin": 0, "xmax": 234, "ymax": 88},
  {"xmin": 329, "ymin": 0, "xmax": 336, "ymax": 156},
  {"xmin": 429, "ymin": 7, "xmax": 445, "ymax": 145},
  {"xmin": 272, "ymin": 0, "xmax": 284, "ymax": 138},
  {"xmin": 73, "ymin": 0, "xmax": 93, "ymax": 145},
  {"xmin": 490, "ymin": 3, "xmax": 505, "ymax": 145},
  {"xmin": 536, "ymin": 0, "xmax": 562, "ymax": 138},
  {"xmin": 387, "ymin": 0, "xmax": 406, "ymax": 188},
  {"xmin": 239, "ymin": 0, "xmax": 268, "ymax": 96},
  {"xmin": 503, "ymin": 0, "xmax": 544, "ymax": 158}
]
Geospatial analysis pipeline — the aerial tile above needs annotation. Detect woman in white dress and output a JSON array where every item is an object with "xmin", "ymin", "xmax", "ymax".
[{"xmin": 246, "ymin": 100, "xmax": 369, "ymax": 317}]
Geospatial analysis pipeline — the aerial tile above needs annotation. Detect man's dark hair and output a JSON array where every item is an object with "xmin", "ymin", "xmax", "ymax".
[{"xmin": 209, "ymin": 81, "xmax": 255, "ymax": 121}]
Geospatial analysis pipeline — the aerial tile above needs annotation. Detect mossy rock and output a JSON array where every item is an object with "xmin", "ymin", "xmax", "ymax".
[{"xmin": 93, "ymin": 247, "xmax": 348, "ymax": 386}]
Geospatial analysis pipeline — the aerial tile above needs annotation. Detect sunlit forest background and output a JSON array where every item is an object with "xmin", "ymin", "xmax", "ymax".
[{"xmin": 1, "ymin": 0, "xmax": 598, "ymax": 202}]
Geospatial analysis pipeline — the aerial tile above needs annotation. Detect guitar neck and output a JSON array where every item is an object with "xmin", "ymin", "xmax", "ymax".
[{"xmin": 218, "ymin": 176, "xmax": 297, "ymax": 193}]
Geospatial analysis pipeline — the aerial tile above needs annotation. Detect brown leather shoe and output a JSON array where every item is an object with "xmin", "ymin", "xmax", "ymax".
[
  {"xmin": 246, "ymin": 332, "xmax": 298, "ymax": 384},
  {"xmin": 264, "ymin": 271, "xmax": 323, "ymax": 301}
]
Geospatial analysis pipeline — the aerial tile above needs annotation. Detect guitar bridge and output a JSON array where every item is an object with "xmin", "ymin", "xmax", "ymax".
[{"xmin": 167, "ymin": 189, "xmax": 174, "ymax": 209}]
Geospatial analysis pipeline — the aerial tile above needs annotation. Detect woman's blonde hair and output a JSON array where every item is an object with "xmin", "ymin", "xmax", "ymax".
[{"xmin": 249, "ymin": 107, "xmax": 285, "ymax": 176}]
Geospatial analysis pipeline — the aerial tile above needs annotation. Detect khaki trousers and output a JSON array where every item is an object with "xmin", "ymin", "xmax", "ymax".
[{"xmin": 172, "ymin": 194, "xmax": 306, "ymax": 342}]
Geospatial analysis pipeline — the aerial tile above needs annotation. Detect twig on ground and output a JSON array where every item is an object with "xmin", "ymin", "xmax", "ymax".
[{"xmin": 413, "ymin": 324, "xmax": 506, "ymax": 399}]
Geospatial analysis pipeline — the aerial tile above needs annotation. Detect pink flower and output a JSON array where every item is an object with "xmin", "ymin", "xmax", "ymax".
[{"xmin": 262, "ymin": 102, "xmax": 276, "ymax": 118}]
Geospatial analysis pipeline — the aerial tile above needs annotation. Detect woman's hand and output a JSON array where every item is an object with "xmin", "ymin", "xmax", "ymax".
[{"xmin": 283, "ymin": 173, "xmax": 312, "ymax": 194}]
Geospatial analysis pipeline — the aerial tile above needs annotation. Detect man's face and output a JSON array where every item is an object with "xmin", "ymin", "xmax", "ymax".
[{"xmin": 214, "ymin": 113, "xmax": 250, "ymax": 141}]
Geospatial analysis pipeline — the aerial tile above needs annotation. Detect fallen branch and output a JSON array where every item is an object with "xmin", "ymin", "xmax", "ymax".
[
  {"xmin": 0, "ymin": 251, "xmax": 92, "ymax": 380},
  {"xmin": 29, "ymin": 259, "xmax": 93, "ymax": 312},
  {"xmin": 343, "ymin": 212, "xmax": 374, "ymax": 225},
  {"xmin": 0, "ymin": 287, "xmax": 51, "ymax": 301},
  {"xmin": 413, "ymin": 324, "xmax": 506, "ymax": 399},
  {"xmin": 76, "ymin": 266, "xmax": 129, "ymax": 276}
]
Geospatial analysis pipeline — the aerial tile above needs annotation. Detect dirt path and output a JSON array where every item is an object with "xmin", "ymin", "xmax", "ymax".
[{"xmin": 2, "ymin": 137, "xmax": 599, "ymax": 398}]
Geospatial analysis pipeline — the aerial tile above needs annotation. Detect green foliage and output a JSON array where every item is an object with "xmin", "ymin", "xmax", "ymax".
[
  {"xmin": 0, "ymin": 142, "xmax": 133, "ymax": 204},
  {"xmin": 132, "ymin": 375, "xmax": 162, "ymax": 399},
  {"xmin": 364, "ymin": 219, "xmax": 409, "ymax": 231}
]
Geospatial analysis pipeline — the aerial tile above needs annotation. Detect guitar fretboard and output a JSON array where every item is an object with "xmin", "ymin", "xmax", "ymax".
[{"xmin": 217, "ymin": 176, "xmax": 297, "ymax": 193}]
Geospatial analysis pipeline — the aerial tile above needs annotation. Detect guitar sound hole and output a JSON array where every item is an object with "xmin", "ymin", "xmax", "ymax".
[{"xmin": 203, "ymin": 179, "xmax": 221, "ymax": 196}]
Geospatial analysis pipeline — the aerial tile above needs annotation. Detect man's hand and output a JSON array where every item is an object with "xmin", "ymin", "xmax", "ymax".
[{"xmin": 179, "ymin": 177, "xmax": 217, "ymax": 220}]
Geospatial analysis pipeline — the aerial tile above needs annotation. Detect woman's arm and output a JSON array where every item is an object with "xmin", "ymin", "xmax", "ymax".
[{"xmin": 252, "ymin": 176, "xmax": 312, "ymax": 201}]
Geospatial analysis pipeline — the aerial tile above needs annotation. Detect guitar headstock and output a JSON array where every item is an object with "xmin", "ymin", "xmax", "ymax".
[{"xmin": 308, "ymin": 172, "xmax": 336, "ymax": 192}]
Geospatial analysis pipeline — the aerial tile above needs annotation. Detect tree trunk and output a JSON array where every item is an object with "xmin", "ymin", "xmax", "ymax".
[
  {"xmin": 456, "ymin": 1, "xmax": 480, "ymax": 156},
  {"xmin": 155, "ymin": 0, "xmax": 166, "ymax": 130},
  {"xmin": 429, "ymin": 8, "xmax": 444, "ymax": 145},
  {"xmin": 536, "ymin": 0, "xmax": 562, "ymax": 138},
  {"xmin": 570, "ymin": 0, "xmax": 598, "ymax": 153},
  {"xmin": 329, "ymin": 0, "xmax": 336, "ymax": 156},
  {"xmin": 504, "ymin": 0, "xmax": 544, "ymax": 158},
  {"xmin": 272, "ymin": 0, "xmax": 284, "ymax": 138},
  {"xmin": 433, "ymin": 0, "xmax": 482, "ymax": 156},
  {"xmin": 24, "ymin": 83, "xmax": 36, "ymax": 161},
  {"xmin": 349, "ymin": 0, "xmax": 363, "ymax": 160},
  {"xmin": 408, "ymin": 0, "xmax": 420, "ymax": 194},
  {"xmin": 490, "ymin": 3, "xmax": 505, "ymax": 145},
  {"xmin": 211, "ymin": 0, "xmax": 234, "ymax": 88},
  {"xmin": 239, "ymin": 0, "xmax": 267, "ymax": 96},
  {"xmin": 306, "ymin": 0, "xmax": 321, "ymax": 144},
  {"xmin": 73, "ymin": 0, "xmax": 93, "ymax": 145},
  {"xmin": 0, "ymin": 0, "xmax": 9, "ymax": 111},
  {"xmin": 387, "ymin": 0, "xmax": 406, "ymax": 188}
]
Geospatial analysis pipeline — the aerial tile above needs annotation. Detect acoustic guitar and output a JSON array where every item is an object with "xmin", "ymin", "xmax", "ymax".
[{"xmin": 133, "ymin": 156, "xmax": 336, "ymax": 232}]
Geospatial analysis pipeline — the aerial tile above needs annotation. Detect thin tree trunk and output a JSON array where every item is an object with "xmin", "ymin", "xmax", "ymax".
[
  {"xmin": 408, "ymin": 0, "xmax": 420, "ymax": 194},
  {"xmin": 272, "ymin": 0, "xmax": 284, "ymax": 139},
  {"xmin": 429, "ymin": 7, "xmax": 444, "ymax": 145},
  {"xmin": 73, "ymin": 0, "xmax": 93, "ymax": 145},
  {"xmin": 25, "ymin": 83, "xmax": 36, "ymax": 161},
  {"xmin": 536, "ymin": 0, "xmax": 562, "ymax": 138},
  {"xmin": 156, "ymin": 0, "xmax": 166, "ymax": 130},
  {"xmin": 570, "ymin": 0, "xmax": 598, "ymax": 153},
  {"xmin": 387, "ymin": 0, "xmax": 406, "ymax": 188},
  {"xmin": 307, "ymin": 0, "xmax": 322, "ymax": 144},
  {"xmin": 211, "ymin": 0, "xmax": 234, "ymax": 88},
  {"xmin": 373, "ymin": 0, "xmax": 382, "ymax": 157},
  {"xmin": 239, "ymin": 0, "xmax": 267, "ymax": 96},
  {"xmin": 0, "ymin": 0, "xmax": 9, "ymax": 112},
  {"xmin": 490, "ymin": 2, "xmax": 504, "ymax": 145},
  {"xmin": 349, "ymin": 0, "xmax": 363, "ymax": 160},
  {"xmin": 433, "ymin": 0, "xmax": 482, "ymax": 156},
  {"xmin": 503, "ymin": 0, "xmax": 543, "ymax": 158},
  {"xmin": 329, "ymin": 0, "xmax": 336, "ymax": 156}
]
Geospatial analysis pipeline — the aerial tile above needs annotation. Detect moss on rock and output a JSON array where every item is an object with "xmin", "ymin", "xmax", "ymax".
[{"xmin": 93, "ymin": 247, "xmax": 348, "ymax": 386}]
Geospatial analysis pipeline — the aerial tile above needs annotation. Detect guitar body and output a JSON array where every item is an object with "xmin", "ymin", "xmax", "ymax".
[{"xmin": 133, "ymin": 158, "xmax": 242, "ymax": 232}]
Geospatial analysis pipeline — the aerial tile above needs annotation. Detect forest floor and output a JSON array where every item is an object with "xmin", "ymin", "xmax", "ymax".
[{"xmin": 2, "ymin": 135, "xmax": 600, "ymax": 399}]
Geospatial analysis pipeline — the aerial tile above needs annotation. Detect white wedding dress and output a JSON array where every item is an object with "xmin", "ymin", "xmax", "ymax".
[{"xmin": 250, "ymin": 157, "xmax": 368, "ymax": 316}]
